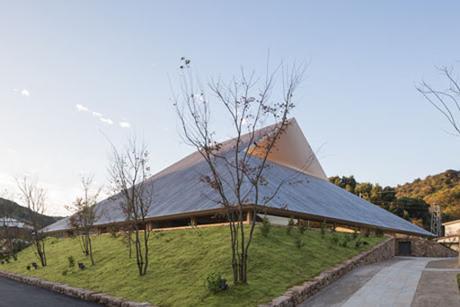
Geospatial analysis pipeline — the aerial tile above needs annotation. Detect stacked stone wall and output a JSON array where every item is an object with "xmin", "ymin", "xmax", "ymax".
[{"xmin": 395, "ymin": 237, "xmax": 458, "ymax": 257}]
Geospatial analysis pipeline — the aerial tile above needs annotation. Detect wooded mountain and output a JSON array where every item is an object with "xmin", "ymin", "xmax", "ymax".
[
  {"xmin": 330, "ymin": 169, "xmax": 460, "ymax": 230},
  {"xmin": 0, "ymin": 197, "xmax": 61, "ymax": 228},
  {"xmin": 395, "ymin": 169, "xmax": 460, "ymax": 221}
]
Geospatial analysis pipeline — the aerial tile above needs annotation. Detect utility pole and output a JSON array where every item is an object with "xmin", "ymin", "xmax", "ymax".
[{"xmin": 430, "ymin": 204, "xmax": 442, "ymax": 237}]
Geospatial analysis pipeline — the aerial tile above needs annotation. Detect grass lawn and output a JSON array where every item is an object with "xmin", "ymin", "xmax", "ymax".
[{"xmin": 1, "ymin": 225, "xmax": 383, "ymax": 306}]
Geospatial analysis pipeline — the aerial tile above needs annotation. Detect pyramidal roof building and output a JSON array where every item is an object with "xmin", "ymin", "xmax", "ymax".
[{"xmin": 43, "ymin": 118, "xmax": 433, "ymax": 237}]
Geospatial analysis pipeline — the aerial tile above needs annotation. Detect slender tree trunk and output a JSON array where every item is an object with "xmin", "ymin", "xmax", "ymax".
[
  {"xmin": 228, "ymin": 211, "xmax": 239, "ymax": 284},
  {"xmin": 126, "ymin": 229, "xmax": 133, "ymax": 259},
  {"xmin": 133, "ymin": 227, "xmax": 146, "ymax": 276},
  {"xmin": 87, "ymin": 233, "xmax": 95, "ymax": 265},
  {"xmin": 35, "ymin": 239, "xmax": 46, "ymax": 267},
  {"xmin": 142, "ymin": 228, "xmax": 149, "ymax": 275}
]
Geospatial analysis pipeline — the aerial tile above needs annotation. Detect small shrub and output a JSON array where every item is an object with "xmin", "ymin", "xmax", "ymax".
[
  {"xmin": 67, "ymin": 256, "xmax": 75, "ymax": 269},
  {"xmin": 260, "ymin": 217, "xmax": 271, "ymax": 237},
  {"xmin": 206, "ymin": 272, "xmax": 228, "ymax": 293},
  {"xmin": 62, "ymin": 269, "xmax": 68, "ymax": 276},
  {"xmin": 352, "ymin": 229, "xmax": 358, "ymax": 239},
  {"xmin": 330, "ymin": 233, "xmax": 340, "ymax": 245},
  {"xmin": 298, "ymin": 220, "xmax": 307, "ymax": 234},
  {"xmin": 31, "ymin": 262, "xmax": 38, "ymax": 270},
  {"xmin": 354, "ymin": 239, "xmax": 362, "ymax": 249},
  {"xmin": 26, "ymin": 265, "xmax": 31, "ymax": 271},
  {"xmin": 287, "ymin": 218, "xmax": 295, "ymax": 235},
  {"xmin": 109, "ymin": 226, "xmax": 119, "ymax": 238},
  {"xmin": 340, "ymin": 240, "xmax": 348, "ymax": 247},
  {"xmin": 294, "ymin": 236, "xmax": 305, "ymax": 249},
  {"xmin": 320, "ymin": 220, "xmax": 326, "ymax": 237},
  {"xmin": 78, "ymin": 262, "xmax": 86, "ymax": 270},
  {"xmin": 363, "ymin": 229, "xmax": 370, "ymax": 237}
]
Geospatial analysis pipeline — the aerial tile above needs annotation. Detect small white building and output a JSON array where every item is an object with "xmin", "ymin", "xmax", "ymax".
[
  {"xmin": 437, "ymin": 220, "xmax": 460, "ymax": 251},
  {"xmin": 443, "ymin": 220, "xmax": 460, "ymax": 236},
  {"xmin": 0, "ymin": 218, "xmax": 33, "ymax": 229}
]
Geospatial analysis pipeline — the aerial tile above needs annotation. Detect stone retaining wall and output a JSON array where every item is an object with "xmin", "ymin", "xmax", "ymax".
[
  {"xmin": 260, "ymin": 237, "xmax": 396, "ymax": 307},
  {"xmin": 0, "ymin": 270, "xmax": 154, "ymax": 307},
  {"xmin": 395, "ymin": 237, "xmax": 458, "ymax": 257}
]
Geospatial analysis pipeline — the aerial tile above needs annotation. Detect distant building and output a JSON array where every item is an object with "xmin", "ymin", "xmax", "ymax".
[
  {"xmin": 0, "ymin": 218, "xmax": 33, "ymax": 242},
  {"xmin": 444, "ymin": 220, "xmax": 460, "ymax": 236},
  {"xmin": 437, "ymin": 220, "xmax": 460, "ymax": 251},
  {"xmin": 43, "ymin": 118, "xmax": 433, "ymax": 238},
  {"xmin": 0, "ymin": 218, "xmax": 33, "ymax": 230}
]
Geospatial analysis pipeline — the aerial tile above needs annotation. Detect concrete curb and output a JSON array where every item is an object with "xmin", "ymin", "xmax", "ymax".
[
  {"xmin": 259, "ymin": 237, "xmax": 396, "ymax": 307},
  {"xmin": 0, "ymin": 270, "xmax": 154, "ymax": 307}
]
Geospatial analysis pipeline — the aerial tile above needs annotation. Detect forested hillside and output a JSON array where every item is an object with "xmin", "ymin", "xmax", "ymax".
[
  {"xmin": 396, "ymin": 170, "xmax": 460, "ymax": 221},
  {"xmin": 0, "ymin": 197, "xmax": 61, "ymax": 228},
  {"xmin": 330, "ymin": 169, "xmax": 460, "ymax": 229}
]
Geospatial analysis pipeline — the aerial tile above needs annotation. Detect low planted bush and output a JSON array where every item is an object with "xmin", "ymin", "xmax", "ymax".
[
  {"xmin": 352, "ymin": 229, "xmax": 359, "ymax": 240},
  {"xmin": 67, "ymin": 256, "xmax": 75, "ymax": 269},
  {"xmin": 320, "ymin": 220, "xmax": 326, "ymax": 237},
  {"xmin": 205, "ymin": 272, "xmax": 228, "ymax": 293},
  {"xmin": 259, "ymin": 216, "xmax": 271, "ymax": 237},
  {"xmin": 330, "ymin": 233, "xmax": 340, "ymax": 245},
  {"xmin": 298, "ymin": 220, "xmax": 307, "ymax": 234},
  {"xmin": 294, "ymin": 236, "xmax": 305, "ymax": 249},
  {"xmin": 287, "ymin": 218, "xmax": 295, "ymax": 235}
]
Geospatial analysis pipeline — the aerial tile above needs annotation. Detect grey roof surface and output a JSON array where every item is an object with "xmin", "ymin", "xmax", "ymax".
[{"xmin": 43, "ymin": 122, "xmax": 433, "ymax": 237}]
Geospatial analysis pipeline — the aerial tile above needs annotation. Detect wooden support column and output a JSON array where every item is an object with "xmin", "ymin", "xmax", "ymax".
[
  {"xmin": 191, "ymin": 217, "xmax": 197, "ymax": 227},
  {"xmin": 246, "ymin": 210, "xmax": 253, "ymax": 224},
  {"xmin": 146, "ymin": 222, "xmax": 153, "ymax": 232}
]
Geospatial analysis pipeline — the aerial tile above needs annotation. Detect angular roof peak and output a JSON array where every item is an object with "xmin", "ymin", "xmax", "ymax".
[{"xmin": 251, "ymin": 118, "xmax": 327, "ymax": 180}]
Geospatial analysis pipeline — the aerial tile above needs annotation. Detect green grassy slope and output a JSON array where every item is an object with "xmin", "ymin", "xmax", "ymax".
[{"xmin": 1, "ymin": 225, "xmax": 383, "ymax": 306}]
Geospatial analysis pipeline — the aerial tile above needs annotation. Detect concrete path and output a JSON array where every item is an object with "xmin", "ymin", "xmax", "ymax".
[
  {"xmin": 0, "ymin": 276, "xmax": 100, "ymax": 307},
  {"xmin": 412, "ymin": 258, "xmax": 460, "ymax": 307},
  {"xmin": 302, "ymin": 257, "xmax": 460, "ymax": 307}
]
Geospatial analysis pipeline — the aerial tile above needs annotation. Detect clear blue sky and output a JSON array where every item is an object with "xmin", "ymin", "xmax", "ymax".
[{"xmin": 1, "ymin": 1, "xmax": 459, "ymax": 215}]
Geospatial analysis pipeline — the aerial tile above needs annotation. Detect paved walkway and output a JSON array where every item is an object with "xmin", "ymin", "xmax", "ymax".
[
  {"xmin": 412, "ymin": 258, "xmax": 460, "ymax": 307},
  {"xmin": 301, "ymin": 257, "xmax": 460, "ymax": 307},
  {"xmin": 0, "ymin": 276, "xmax": 100, "ymax": 307}
]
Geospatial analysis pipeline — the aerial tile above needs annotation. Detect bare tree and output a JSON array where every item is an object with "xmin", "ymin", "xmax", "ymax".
[
  {"xmin": 16, "ymin": 177, "xmax": 47, "ymax": 267},
  {"xmin": 108, "ymin": 137, "xmax": 153, "ymax": 276},
  {"xmin": 418, "ymin": 66, "xmax": 460, "ymax": 136},
  {"xmin": 67, "ymin": 176, "xmax": 101, "ymax": 265},
  {"xmin": 174, "ymin": 58, "xmax": 304, "ymax": 284}
]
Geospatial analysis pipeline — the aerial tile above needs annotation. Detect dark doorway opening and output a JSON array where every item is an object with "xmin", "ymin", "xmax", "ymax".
[{"xmin": 398, "ymin": 241, "xmax": 412, "ymax": 256}]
